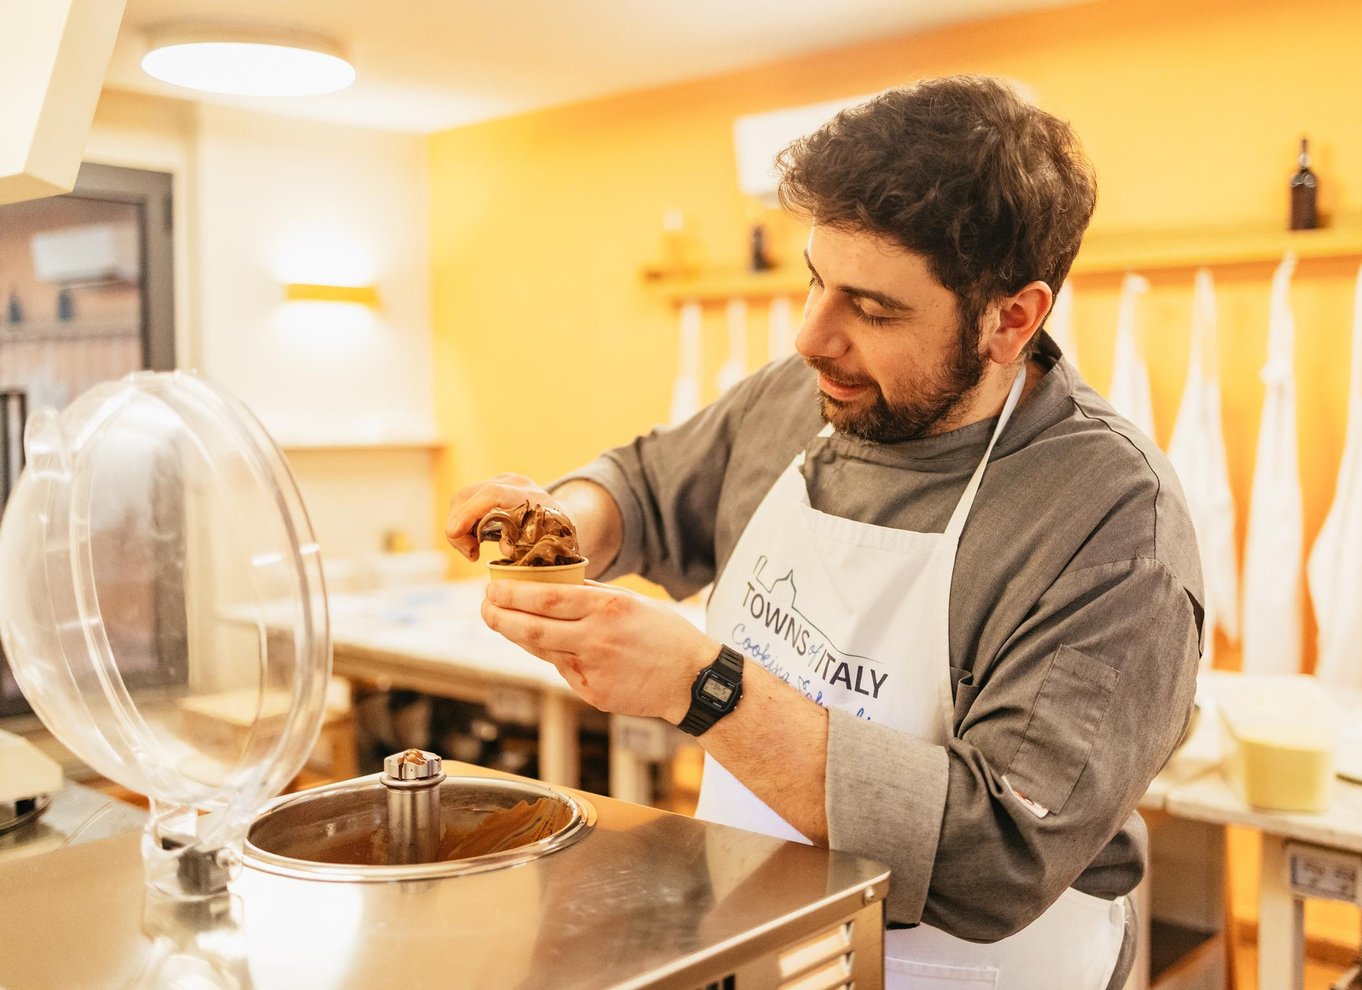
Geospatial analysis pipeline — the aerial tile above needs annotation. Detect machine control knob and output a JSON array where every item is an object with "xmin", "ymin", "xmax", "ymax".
[{"xmin": 383, "ymin": 748, "xmax": 445, "ymax": 783}]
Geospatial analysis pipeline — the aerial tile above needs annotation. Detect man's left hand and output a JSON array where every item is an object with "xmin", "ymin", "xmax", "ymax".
[{"xmin": 481, "ymin": 580, "xmax": 719, "ymax": 723}]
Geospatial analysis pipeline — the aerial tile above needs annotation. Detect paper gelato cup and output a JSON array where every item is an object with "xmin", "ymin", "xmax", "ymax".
[{"xmin": 487, "ymin": 558, "xmax": 588, "ymax": 585}]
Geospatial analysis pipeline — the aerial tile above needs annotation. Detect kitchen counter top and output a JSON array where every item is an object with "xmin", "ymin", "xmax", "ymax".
[
  {"xmin": 1143, "ymin": 671, "xmax": 1362, "ymax": 851},
  {"xmin": 1136, "ymin": 671, "xmax": 1362, "ymax": 990},
  {"xmin": 0, "ymin": 762, "xmax": 888, "ymax": 990},
  {"xmin": 0, "ymin": 779, "xmax": 145, "ymax": 866}
]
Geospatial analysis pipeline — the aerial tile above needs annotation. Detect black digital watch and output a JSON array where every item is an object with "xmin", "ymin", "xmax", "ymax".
[{"xmin": 678, "ymin": 646, "xmax": 744, "ymax": 736}]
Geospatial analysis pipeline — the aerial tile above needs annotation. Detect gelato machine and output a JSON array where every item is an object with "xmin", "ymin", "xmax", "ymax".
[{"xmin": 0, "ymin": 372, "xmax": 888, "ymax": 989}]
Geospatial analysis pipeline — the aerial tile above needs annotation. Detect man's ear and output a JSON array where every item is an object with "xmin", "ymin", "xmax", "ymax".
[{"xmin": 984, "ymin": 281, "xmax": 1053, "ymax": 365}]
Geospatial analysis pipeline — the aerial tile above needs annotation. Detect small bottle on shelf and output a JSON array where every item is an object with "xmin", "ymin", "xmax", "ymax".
[
  {"xmin": 1289, "ymin": 137, "xmax": 1319, "ymax": 231},
  {"xmin": 749, "ymin": 224, "xmax": 773, "ymax": 272}
]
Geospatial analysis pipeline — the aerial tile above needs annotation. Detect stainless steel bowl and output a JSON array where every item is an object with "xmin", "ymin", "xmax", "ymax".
[{"xmin": 245, "ymin": 773, "xmax": 595, "ymax": 882}]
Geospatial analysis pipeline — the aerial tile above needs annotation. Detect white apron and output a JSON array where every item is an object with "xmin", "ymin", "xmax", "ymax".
[
  {"xmin": 1242, "ymin": 252, "xmax": 1303, "ymax": 675},
  {"xmin": 1168, "ymin": 269, "xmax": 1239, "ymax": 667},
  {"xmin": 1108, "ymin": 273, "xmax": 1155, "ymax": 441},
  {"xmin": 1307, "ymin": 262, "xmax": 1362, "ymax": 688},
  {"xmin": 697, "ymin": 369, "xmax": 1126, "ymax": 990}
]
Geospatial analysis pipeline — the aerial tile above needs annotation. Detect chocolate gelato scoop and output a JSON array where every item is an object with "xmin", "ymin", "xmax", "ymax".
[{"xmin": 476, "ymin": 501, "xmax": 584, "ymax": 567}]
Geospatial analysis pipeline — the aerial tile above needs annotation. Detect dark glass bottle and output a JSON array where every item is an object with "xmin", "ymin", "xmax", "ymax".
[
  {"xmin": 1290, "ymin": 137, "xmax": 1319, "ymax": 231},
  {"xmin": 749, "ymin": 224, "xmax": 773, "ymax": 272}
]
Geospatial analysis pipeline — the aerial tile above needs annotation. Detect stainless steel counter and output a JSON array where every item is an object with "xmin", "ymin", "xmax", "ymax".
[
  {"xmin": 0, "ymin": 779, "xmax": 145, "ymax": 866},
  {"xmin": 0, "ymin": 762, "xmax": 889, "ymax": 989}
]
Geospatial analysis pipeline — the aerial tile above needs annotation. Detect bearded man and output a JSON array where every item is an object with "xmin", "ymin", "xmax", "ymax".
[{"xmin": 447, "ymin": 74, "xmax": 1201, "ymax": 990}]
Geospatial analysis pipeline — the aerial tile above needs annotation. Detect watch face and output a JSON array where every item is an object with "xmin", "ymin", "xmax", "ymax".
[{"xmin": 699, "ymin": 674, "xmax": 735, "ymax": 706}]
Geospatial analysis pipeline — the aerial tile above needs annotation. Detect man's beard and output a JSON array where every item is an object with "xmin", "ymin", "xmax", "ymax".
[{"xmin": 808, "ymin": 318, "xmax": 988, "ymax": 443}]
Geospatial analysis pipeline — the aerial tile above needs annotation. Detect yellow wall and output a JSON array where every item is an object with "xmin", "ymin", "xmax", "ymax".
[
  {"xmin": 429, "ymin": 0, "xmax": 1361, "ymax": 945},
  {"xmin": 429, "ymin": 0, "xmax": 1362, "ymax": 615}
]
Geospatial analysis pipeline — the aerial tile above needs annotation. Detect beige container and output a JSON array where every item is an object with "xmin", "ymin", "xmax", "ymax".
[
  {"xmin": 1215, "ymin": 674, "xmax": 1337, "ymax": 812},
  {"xmin": 487, "ymin": 559, "xmax": 588, "ymax": 585}
]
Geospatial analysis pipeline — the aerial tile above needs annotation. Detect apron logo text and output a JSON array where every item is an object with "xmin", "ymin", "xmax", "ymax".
[
  {"xmin": 807, "ymin": 644, "xmax": 889, "ymax": 698},
  {"xmin": 741, "ymin": 581, "xmax": 812, "ymax": 655},
  {"xmin": 732, "ymin": 558, "xmax": 888, "ymax": 704}
]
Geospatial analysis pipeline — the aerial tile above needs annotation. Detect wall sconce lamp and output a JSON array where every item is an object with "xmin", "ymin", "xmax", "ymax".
[{"xmin": 283, "ymin": 282, "xmax": 379, "ymax": 307}]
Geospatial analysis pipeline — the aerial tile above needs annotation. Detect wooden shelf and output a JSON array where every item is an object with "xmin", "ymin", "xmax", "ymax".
[
  {"xmin": 0, "ymin": 317, "xmax": 139, "ymax": 344},
  {"xmin": 646, "ymin": 268, "xmax": 809, "ymax": 305},
  {"xmin": 1072, "ymin": 217, "xmax": 1362, "ymax": 276},
  {"xmin": 645, "ymin": 217, "xmax": 1362, "ymax": 304}
]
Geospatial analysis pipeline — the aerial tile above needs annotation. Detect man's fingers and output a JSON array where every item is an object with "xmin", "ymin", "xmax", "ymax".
[
  {"xmin": 444, "ymin": 489, "xmax": 508, "ymax": 542},
  {"xmin": 446, "ymin": 531, "xmax": 479, "ymax": 560},
  {"xmin": 484, "ymin": 579, "xmax": 595, "ymax": 620},
  {"xmin": 480, "ymin": 597, "xmax": 582, "ymax": 653},
  {"xmin": 450, "ymin": 473, "xmax": 532, "ymax": 504},
  {"xmin": 444, "ymin": 498, "xmax": 488, "ymax": 558},
  {"xmin": 445, "ymin": 482, "xmax": 548, "ymax": 558}
]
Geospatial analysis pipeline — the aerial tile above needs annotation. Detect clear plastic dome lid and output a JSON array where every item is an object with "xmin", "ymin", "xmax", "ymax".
[{"xmin": 0, "ymin": 371, "xmax": 330, "ymax": 885}]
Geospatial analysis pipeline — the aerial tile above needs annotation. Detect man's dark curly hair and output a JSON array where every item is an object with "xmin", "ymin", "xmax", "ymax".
[{"xmin": 777, "ymin": 76, "xmax": 1097, "ymax": 350}]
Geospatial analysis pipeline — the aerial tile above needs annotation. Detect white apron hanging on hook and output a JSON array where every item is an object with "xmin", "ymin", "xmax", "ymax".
[
  {"xmin": 1242, "ymin": 253, "xmax": 1303, "ymax": 676},
  {"xmin": 1047, "ymin": 282, "xmax": 1080, "ymax": 371},
  {"xmin": 1168, "ymin": 270, "xmax": 1239, "ymax": 667},
  {"xmin": 1108, "ymin": 274, "xmax": 1155, "ymax": 440},
  {"xmin": 669, "ymin": 302, "xmax": 703, "ymax": 427},
  {"xmin": 1308, "ymin": 263, "xmax": 1362, "ymax": 688},
  {"xmin": 715, "ymin": 299, "xmax": 748, "ymax": 395},
  {"xmin": 767, "ymin": 296, "xmax": 795, "ymax": 362}
]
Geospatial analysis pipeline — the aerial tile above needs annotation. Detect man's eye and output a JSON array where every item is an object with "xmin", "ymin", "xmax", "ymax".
[{"xmin": 854, "ymin": 305, "xmax": 893, "ymax": 327}]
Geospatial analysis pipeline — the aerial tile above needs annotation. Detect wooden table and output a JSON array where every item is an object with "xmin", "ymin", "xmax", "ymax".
[
  {"xmin": 323, "ymin": 581, "xmax": 703, "ymax": 804},
  {"xmin": 1133, "ymin": 671, "xmax": 1362, "ymax": 990}
]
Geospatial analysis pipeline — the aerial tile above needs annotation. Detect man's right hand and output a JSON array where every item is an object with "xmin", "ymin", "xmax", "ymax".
[{"xmin": 444, "ymin": 473, "xmax": 560, "ymax": 561}]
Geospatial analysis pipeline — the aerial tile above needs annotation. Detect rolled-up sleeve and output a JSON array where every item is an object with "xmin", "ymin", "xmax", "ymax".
[{"xmin": 825, "ymin": 557, "xmax": 1199, "ymax": 939}]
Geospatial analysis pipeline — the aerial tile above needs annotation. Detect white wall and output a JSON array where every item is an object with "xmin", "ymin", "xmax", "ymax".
[
  {"xmin": 84, "ymin": 90, "xmax": 442, "ymax": 566},
  {"xmin": 194, "ymin": 103, "xmax": 435, "ymax": 446}
]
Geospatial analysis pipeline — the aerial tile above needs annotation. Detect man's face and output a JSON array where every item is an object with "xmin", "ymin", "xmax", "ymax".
[{"xmin": 795, "ymin": 225, "xmax": 988, "ymax": 443}]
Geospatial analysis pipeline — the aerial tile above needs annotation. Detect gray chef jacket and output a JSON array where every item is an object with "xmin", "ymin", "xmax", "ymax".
[{"xmin": 561, "ymin": 331, "xmax": 1203, "ymax": 942}]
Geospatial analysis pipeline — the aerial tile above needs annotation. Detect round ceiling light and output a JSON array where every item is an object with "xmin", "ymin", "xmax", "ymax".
[{"xmin": 141, "ymin": 26, "xmax": 355, "ymax": 97}]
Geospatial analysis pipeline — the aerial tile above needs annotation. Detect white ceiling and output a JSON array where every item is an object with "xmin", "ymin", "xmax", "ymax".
[{"xmin": 106, "ymin": 0, "xmax": 1083, "ymax": 134}]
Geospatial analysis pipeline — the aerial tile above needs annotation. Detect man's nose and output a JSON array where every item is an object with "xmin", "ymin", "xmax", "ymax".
[{"xmin": 795, "ymin": 291, "xmax": 849, "ymax": 360}]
